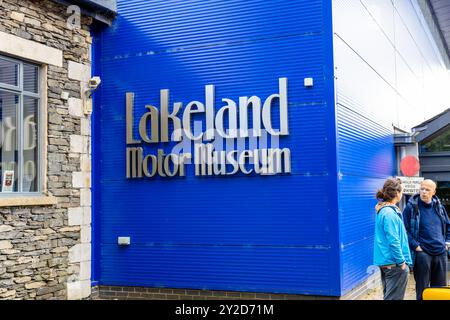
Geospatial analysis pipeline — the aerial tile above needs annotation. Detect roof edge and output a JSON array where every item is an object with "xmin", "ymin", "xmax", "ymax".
[
  {"xmin": 412, "ymin": 108, "xmax": 450, "ymax": 143},
  {"xmin": 51, "ymin": 0, "xmax": 116, "ymax": 25},
  {"xmin": 416, "ymin": 0, "xmax": 450, "ymax": 69}
]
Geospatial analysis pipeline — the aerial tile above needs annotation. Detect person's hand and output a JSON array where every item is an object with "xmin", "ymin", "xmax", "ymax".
[
  {"xmin": 445, "ymin": 242, "xmax": 450, "ymax": 250},
  {"xmin": 400, "ymin": 263, "xmax": 407, "ymax": 271},
  {"xmin": 416, "ymin": 246, "xmax": 423, "ymax": 252}
]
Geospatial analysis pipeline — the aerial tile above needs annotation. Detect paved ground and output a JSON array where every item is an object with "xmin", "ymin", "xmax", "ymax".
[
  {"xmin": 358, "ymin": 269, "xmax": 450, "ymax": 300},
  {"xmin": 358, "ymin": 272, "xmax": 416, "ymax": 300}
]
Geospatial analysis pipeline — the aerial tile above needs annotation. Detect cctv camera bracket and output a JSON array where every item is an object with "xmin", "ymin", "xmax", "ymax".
[
  {"xmin": 81, "ymin": 76, "xmax": 101, "ymax": 116},
  {"xmin": 82, "ymin": 84, "xmax": 93, "ymax": 115},
  {"xmin": 84, "ymin": 96, "xmax": 93, "ymax": 115}
]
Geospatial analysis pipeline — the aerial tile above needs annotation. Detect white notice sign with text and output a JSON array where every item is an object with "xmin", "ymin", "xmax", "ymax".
[{"xmin": 396, "ymin": 176, "xmax": 424, "ymax": 195}]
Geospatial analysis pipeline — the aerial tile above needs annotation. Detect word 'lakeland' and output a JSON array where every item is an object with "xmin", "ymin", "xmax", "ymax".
[
  {"xmin": 126, "ymin": 78, "xmax": 292, "ymax": 178},
  {"xmin": 126, "ymin": 78, "xmax": 288, "ymax": 142}
]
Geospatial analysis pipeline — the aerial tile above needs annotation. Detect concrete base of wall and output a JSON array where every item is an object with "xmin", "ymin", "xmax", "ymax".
[
  {"xmin": 91, "ymin": 270, "xmax": 383, "ymax": 300},
  {"xmin": 89, "ymin": 286, "xmax": 100, "ymax": 300},
  {"xmin": 95, "ymin": 286, "xmax": 343, "ymax": 300}
]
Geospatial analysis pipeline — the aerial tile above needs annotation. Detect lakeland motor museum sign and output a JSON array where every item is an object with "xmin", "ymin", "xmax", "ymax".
[{"xmin": 125, "ymin": 78, "xmax": 292, "ymax": 178}]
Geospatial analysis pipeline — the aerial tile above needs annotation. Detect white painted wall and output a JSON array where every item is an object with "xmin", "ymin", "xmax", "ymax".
[{"xmin": 333, "ymin": 0, "xmax": 450, "ymax": 131}]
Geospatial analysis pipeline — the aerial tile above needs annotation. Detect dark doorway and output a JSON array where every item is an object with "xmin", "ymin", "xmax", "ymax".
[{"xmin": 437, "ymin": 181, "xmax": 450, "ymax": 217}]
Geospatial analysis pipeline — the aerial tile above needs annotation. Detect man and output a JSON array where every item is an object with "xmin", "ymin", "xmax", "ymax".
[{"xmin": 403, "ymin": 179, "xmax": 450, "ymax": 300}]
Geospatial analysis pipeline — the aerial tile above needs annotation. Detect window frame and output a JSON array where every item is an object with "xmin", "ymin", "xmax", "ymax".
[
  {"xmin": 420, "ymin": 127, "xmax": 450, "ymax": 154},
  {"xmin": 0, "ymin": 54, "xmax": 42, "ymax": 195}
]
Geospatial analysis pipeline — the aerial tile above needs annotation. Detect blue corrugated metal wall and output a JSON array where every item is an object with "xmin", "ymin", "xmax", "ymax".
[
  {"xmin": 335, "ymin": 101, "xmax": 395, "ymax": 294},
  {"xmin": 92, "ymin": 0, "xmax": 340, "ymax": 295},
  {"xmin": 332, "ymin": 0, "xmax": 449, "ymax": 294}
]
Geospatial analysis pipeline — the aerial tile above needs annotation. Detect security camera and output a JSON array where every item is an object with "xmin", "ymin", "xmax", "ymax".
[
  {"xmin": 85, "ymin": 76, "xmax": 101, "ymax": 100},
  {"xmin": 88, "ymin": 76, "xmax": 101, "ymax": 90}
]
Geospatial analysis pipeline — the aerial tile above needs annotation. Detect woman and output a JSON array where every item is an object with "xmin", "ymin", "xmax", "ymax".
[{"xmin": 373, "ymin": 178, "xmax": 412, "ymax": 300}]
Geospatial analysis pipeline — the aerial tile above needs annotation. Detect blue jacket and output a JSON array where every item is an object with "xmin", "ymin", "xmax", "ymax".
[
  {"xmin": 402, "ymin": 194, "xmax": 450, "ymax": 265},
  {"xmin": 374, "ymin": 204, "xmax": 412, "ymax": 266}
]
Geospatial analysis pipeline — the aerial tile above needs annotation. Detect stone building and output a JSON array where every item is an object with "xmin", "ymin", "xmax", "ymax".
[{"xmin": 0, "ymin": 0, "xmax": 114, "ymax": 300}]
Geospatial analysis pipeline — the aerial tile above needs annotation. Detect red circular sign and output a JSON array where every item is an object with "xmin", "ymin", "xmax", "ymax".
[{"xmin": 400, "ymin": 156, "xmax": 420, "ymax": 176}]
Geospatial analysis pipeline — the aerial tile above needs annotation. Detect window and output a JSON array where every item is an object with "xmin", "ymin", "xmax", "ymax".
[
  {"xmin": 420, "ymin": 127, "xmax": 450, "ymax": 153},
  {"xmin": 0, "ymin": 55, "xmax": 40, "ymax": 194}
]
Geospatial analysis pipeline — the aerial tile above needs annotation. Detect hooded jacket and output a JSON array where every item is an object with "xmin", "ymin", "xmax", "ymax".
[
  {"xmin": 402, "ymin": 194, "xmax": 450, "ymax": 266},
  {"xmin": 373, "ymin": 202, "xmax": 412, "ymax": 267}
]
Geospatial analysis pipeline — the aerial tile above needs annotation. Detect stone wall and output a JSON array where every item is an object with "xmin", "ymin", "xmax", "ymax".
[{"xmin": 0, "ymin": 0, "xmax": 92, "ymax": 300}]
